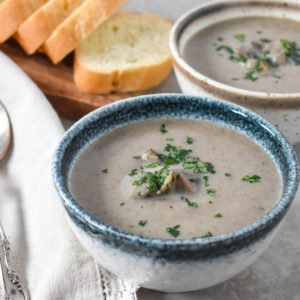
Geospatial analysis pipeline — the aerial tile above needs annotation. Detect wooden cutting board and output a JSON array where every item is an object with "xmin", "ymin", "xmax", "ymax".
[{"xmin": 0, "ymin": 41, "xmax": 138, "ymax": 120}]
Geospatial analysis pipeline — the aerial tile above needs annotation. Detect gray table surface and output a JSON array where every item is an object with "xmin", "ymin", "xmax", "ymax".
[{"xmin": 61, "ymin": 1, "xmax": 300, "ymax": 299}]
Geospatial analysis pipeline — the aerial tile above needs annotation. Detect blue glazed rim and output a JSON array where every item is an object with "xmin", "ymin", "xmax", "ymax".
[{"xmin": 52, "ymin": 93, "xmax": 299, "ymax": 260}]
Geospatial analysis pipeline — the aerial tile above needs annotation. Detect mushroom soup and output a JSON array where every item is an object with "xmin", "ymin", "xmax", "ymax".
[
  {"xmin": 69, "ymin": 119, "xmax": 281, "ymax": 239},
  {"xmin": 183, "ymin": 17, "xmax": 300, "ymax": 93}
]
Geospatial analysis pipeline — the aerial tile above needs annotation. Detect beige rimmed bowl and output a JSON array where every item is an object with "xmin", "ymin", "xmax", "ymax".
[{"xmin": 170, "ymin": 0, "xmax": 300, "ymax": 144}]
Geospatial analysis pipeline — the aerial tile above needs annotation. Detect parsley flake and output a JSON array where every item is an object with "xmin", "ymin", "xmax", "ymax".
[
  {"xmin": 133, "ymin": 155, "xmax": 141, "ymax": 160},
  {"xmin": 234, "ymin": 34, "xmax": 246, "ymax": 42},
  {"xmin": 133, "ymin": 166, "xmax": 170, "ymax": 194},
  {"xmin": 217, "ymin": 45, "xmax": 234, "ymax": 54},
  {"xmin": 230, "ymin": 54, "xmax": 248, "ymax": 63},
  {"xmin": 207, "ymin": 188, "xmax": 217, "ymax": 196},
  {"xmin": 138, "ymin": 220, "xmax": 148, "ymax": 226},
  {"xmin": 280, "ymin": 39, "xmax": 300, "ymax": 65},
  {"xmin": 159, "ymin": 144, "xmax": 192, "ymax": 165},
  {"xmin": 214, "ymin": 213, "xmax": 223, "ymax": 218},
  {"xmin": 244, "ymin": 70, "xmax": 258, "ymax": 81},
  {"xmin": 182, "ymin": 196, "xmax": 198, "ymax": 208},
  {"xmin": 203, "ymin": 175, "xmax": 210, "ymax": 187},
  {"xmin": 225, "ymin": 173, "xmax": 232, "ymax": 177},
  {"xmin": 242, "ymin": 174, "xmax": 261, "ymax": 183},
  {"xmin": 201, "ymin": 231, "xmax": 213, "ymax": 238},
  {"xmin": 166, "ymin": 225, "xmax": 180, "ymax": 238},
  {"xmin": 145, "ymin": 162, "xmax": 160, "ymax": 168},
  {"xmin": 102, "ymin": 169, "xmax": 108, "ymax": 173},
  {"xmin": 128, "ymin": 169, "xmax": 138, "ymax": 176},
  {"xmin": 160, "ymin": 124, "xmax": 168, "ymax": 134},
  {"xmin": 120, "ymin": 202, "xmax": 125, "ymax": 206},
  {"xmin": 186, "ymin": 136, "xmax": 193, "ymax": 144},
  {"xmin": 260, "ymin": 38, "xmax": 272, "ymax": 44}
]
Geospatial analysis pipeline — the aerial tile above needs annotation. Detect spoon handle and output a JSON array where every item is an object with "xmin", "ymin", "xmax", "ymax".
[{"xmin": 0, "ymin": 222, "xmax": 30, "ymax": 300}]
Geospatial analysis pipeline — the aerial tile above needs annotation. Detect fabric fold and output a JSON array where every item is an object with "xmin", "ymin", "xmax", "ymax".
[{"xmin": 0, "ymin": 52, "xmax": 137, "ymax": 300}]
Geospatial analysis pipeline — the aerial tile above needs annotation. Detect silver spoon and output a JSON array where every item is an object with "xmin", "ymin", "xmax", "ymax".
[{"xmin": 0, "ymin": 101, "xmax": 30, "ymax": 300}]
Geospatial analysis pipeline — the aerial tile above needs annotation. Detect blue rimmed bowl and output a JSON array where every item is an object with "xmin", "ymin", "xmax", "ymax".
[{"xmin": 52, "ymin": 93, "xmax": 299, "ymax": 292}]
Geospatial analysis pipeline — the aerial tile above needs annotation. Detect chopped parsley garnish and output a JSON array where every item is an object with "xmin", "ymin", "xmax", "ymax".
[
  {"xmin": 280, "ymin": 39, "xmax": 300, "ymax": 65},
  {"xmin": 159, "ymin": 144, "xmax": 192, "ymax": 165},
  {"xmin": 261, "ymin": 51, "xmax": 278, "ymax": 68},
  {"xmin": 145, "ymin": 162, "xmax": 160, "ymax": 168},
  {"xmin": 234, "ymin": 34, "xmax": 245, "ymax": 42},
  {"xmin": 207, "ymin": 188, "xmax": 217, "ymax": 196},
  {"xmin": 165, "ymin": 137, "xmax": 174, "ymax": 141},
  {"xmin": 256, "ymin": 30, "xmax": 263, "ymax": 34},
  {"xmin": 166, "ymin": 225, "xmax": 180, "ymax": 238},
  {"xmin": 217, "ymin": 37, "xmax": 224, "ymax": 41},
  {"xmin": 128, "ymin": 169, "xmax": 138, "ymax": 176},
  {"xmin": 217, "ymin": 45, "xmax": 234, "ymax": 54},
  {"xmin": 133, "ymin": 166, "xmax": 170, "ymax": 194},
  {"xmin": 242, "ymin": 174, "xmax": 261, "ymax": 183},
  {"xmin": 160, "ymin": 124, "xmax": 168, "ymax": 134},
  {"xmin": 182, "ymin": 159, "xmax": 216, "ymax": 174},
  {"xmin": 186, "ymin": 136, "xmax": 193, "ymax": 144},
  {"xmin": 182, "ymin": 196, "xmax": 198, "ymax": 208},
  {"xmin": 215, "ymin": 36, "xmax": 300, "ymax": 82},
  {"xmin": 133, "ymin": 155, "xmax": 141, "ymax": 160},
  {"xmin": 260, "ymin": 38, "xmax": 272, "ymax": 44},
  {"xmin": 194, "ymin": 162, "xmax": 215, "ymax": 174},
  {"xmin": 203, "ymin": 175, "xmax": 210, "ymax": 187},
  {"xmin": 201, "ymin": 231, "xmax": 213, "ymax": 238},
  {"xmin": 131, "ymin": 142, "xmax": 215, "ymax": 196},
  {"xmin": 225, "ymin": 173, "xmax": 231, "ymax": 177},
  {"xmin": 102, "ymin": 169, "xmax": 108, "ymax": 173},
  {"xmin": 229, "ymin": 54, "xmax": 248, "ymax": 63},
  {"xmin": 231, "ymin": 78, "xmax": 239, "ymax": 81},
  {"xmin": 138, "ymin": 220, "xmax": 148, "ymax": 226},
  {"xmin": 244, "ymin": 70, "xmax": 258, "ymax": 82},
  {"xmin": 120, "ymin": 202, "xmax": 125, "ymax": 206},
  {"xmin": 214, "ymin": 213, "xmax": 223, "ymax": 218}
]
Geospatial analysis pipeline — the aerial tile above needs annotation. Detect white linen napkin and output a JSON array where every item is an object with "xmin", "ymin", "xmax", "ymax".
[{"xmin": 0, "ymin": 52, "xmax": 137, "ymax": 299}]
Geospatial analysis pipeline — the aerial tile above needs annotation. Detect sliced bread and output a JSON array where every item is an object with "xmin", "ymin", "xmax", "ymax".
[
  {"xmin": 0, "ymin": 0, "xmax": 47, "ymax": 43},
  {"xmin": 15, "ymin": 0, "xmax": 85, "ymax": 54},
  {"xmin": 74, "ymin": 12, "xmax": 173, "ymax": 93},
  {"xmin": 43, "ymin": 0, "xmax": 127, "ymax": 64}
]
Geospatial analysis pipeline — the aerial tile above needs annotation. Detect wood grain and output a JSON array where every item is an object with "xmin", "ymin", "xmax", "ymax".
[{"xmin": 0, "ymin": 41, "xmax": 137, "ymax": 120}]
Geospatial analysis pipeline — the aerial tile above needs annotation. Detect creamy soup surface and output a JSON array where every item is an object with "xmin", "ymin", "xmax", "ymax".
[
  {"xmin": 70, "ymin": 119, "xmax": 281, "ymax": 239},
  {"xmin": 183, "ymin": 17, "xmax": 300, "ymax": 93}
]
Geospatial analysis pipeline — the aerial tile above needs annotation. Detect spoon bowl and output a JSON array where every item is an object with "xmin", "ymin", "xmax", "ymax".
[{"xmin": 0, "ymin": 101, "xmax": 11, "ymax": 160}]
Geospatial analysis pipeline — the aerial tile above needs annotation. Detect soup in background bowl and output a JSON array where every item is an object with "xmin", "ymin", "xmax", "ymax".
[
  {"xmin": 170, "ymin": 0, "xmax": 300, "ymax": 144},
  {"xmin": 52, "ymin": 93, "xmax": 299, "ymax": 292}
]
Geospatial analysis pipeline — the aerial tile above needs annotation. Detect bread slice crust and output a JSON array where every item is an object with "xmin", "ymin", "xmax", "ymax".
[
  {"xmin": 0, "ymin": 0, "xmax": 47, "ymax": 43},
  {"xmin": 15, "ymin": 0, "xmax": 85, "ymax": 54},
  {"xmin": 43, "ymin": 0, "xmax": 127, "ymax": 64},
  {"xmin": 74, "ymin": 56, "xmax": 172, "ymax": 93}
]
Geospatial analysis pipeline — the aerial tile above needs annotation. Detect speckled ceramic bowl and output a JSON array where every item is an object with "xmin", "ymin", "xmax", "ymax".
[
  {"xmin": 52, "ymin": 94, "xmax": 299, "ymax": 292},
  {"xmin": 170, "ymin": 0, "xmax": 300, "ymax": 144}
]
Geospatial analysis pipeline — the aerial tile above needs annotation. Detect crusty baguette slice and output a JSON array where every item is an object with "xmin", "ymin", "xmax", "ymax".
[
  {"xmin": 0, "ymin": 0, "xmax": 47, "ymax": 43},
  {"xmin": 43, "ymin": 0, "xmax": 127, "ymax": 64},
  {"xmin": 74, "ymin": 12, "xmax": 173, "ymax": 93},
  {"xmin": 15, "ymin": 0, "xmax": 85, "ymax": 54}
]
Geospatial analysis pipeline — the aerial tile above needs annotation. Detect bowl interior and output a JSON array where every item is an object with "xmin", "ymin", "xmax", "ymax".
[{"xmin": 52, "ymin": 94, "xmax": 299, "ymax": 251}]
